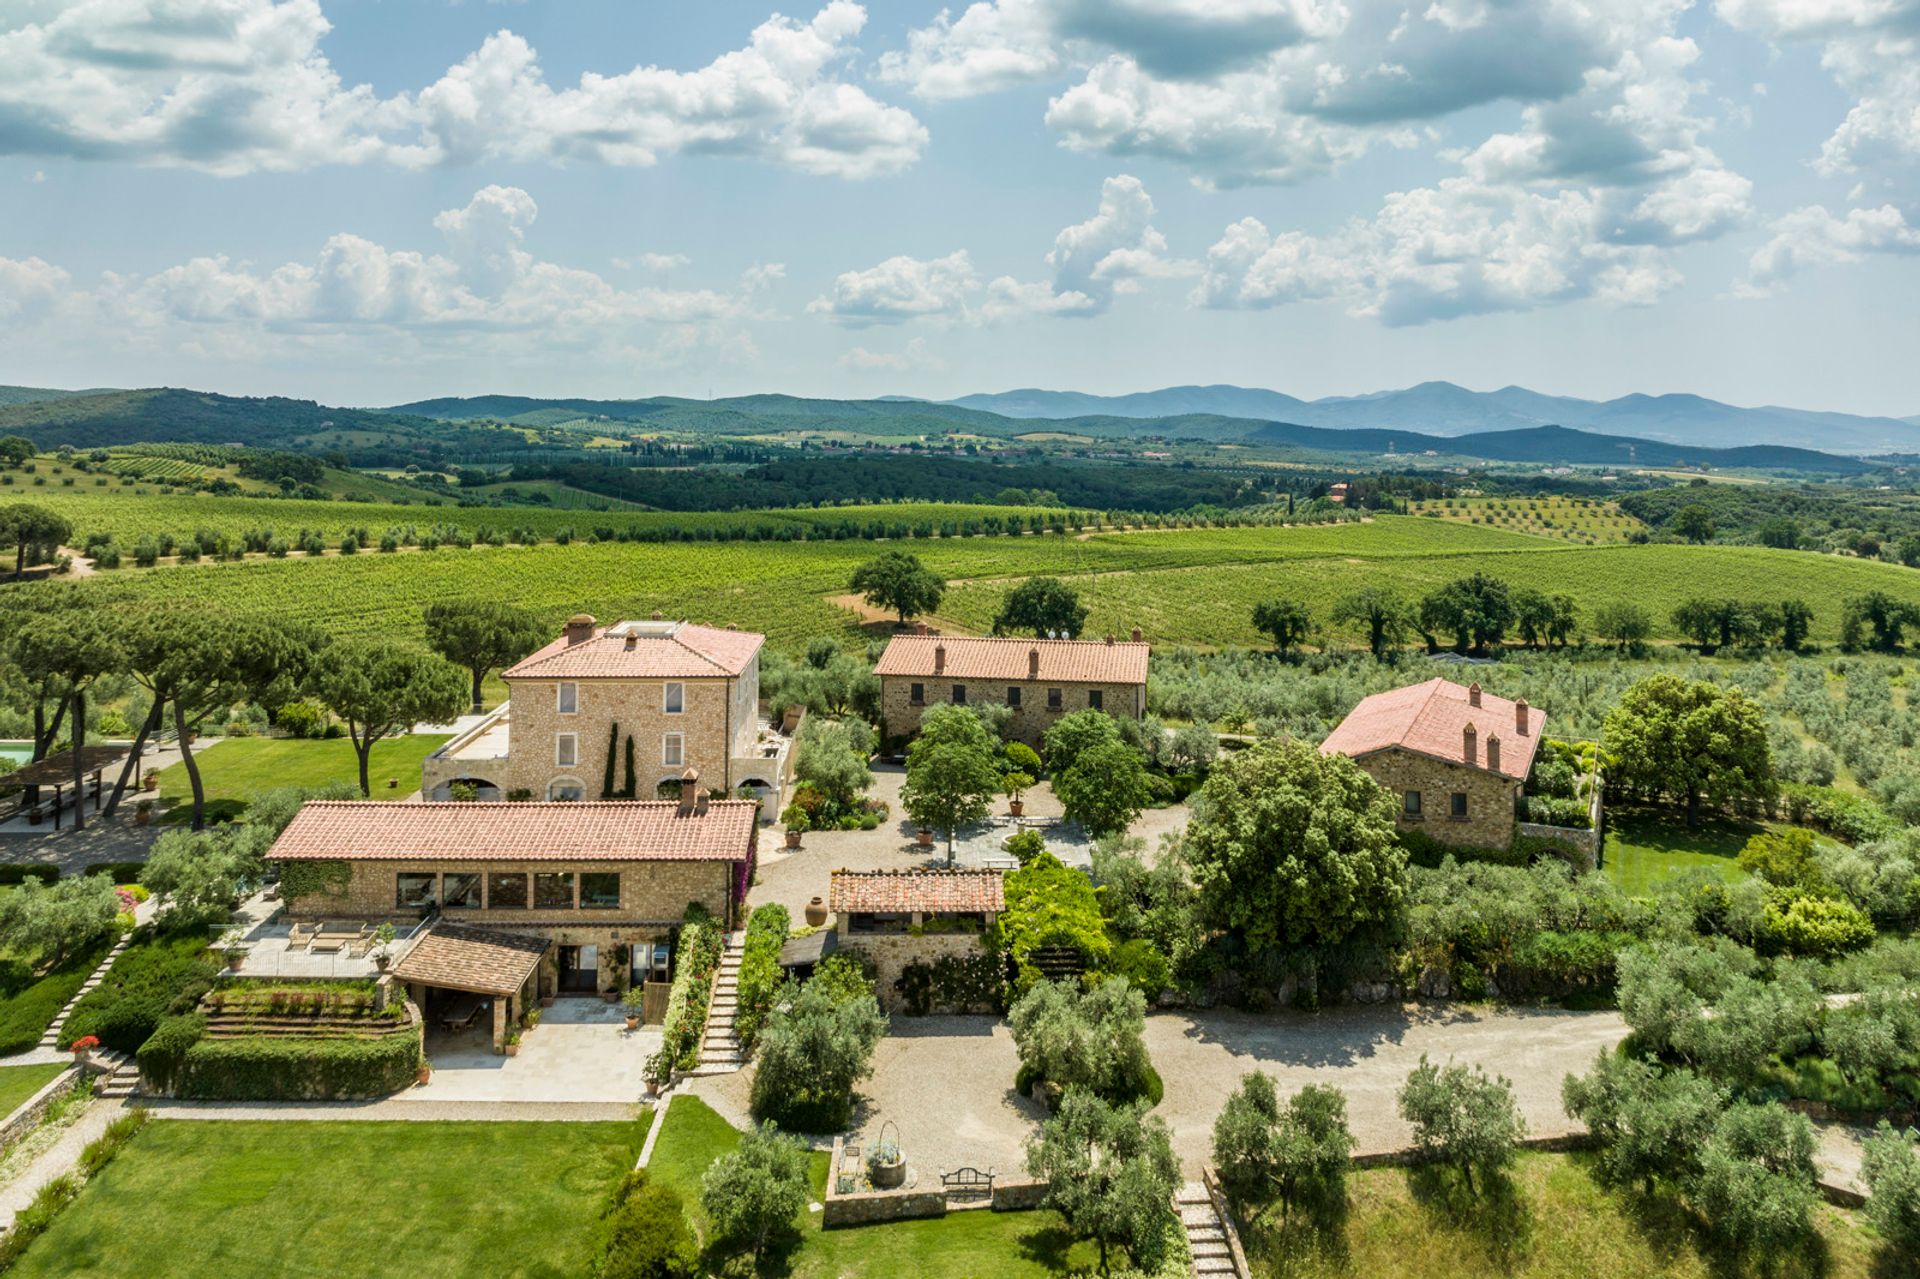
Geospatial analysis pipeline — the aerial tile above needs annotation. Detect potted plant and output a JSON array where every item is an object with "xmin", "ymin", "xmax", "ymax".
[
  {"xmin": 805, "ymin": 895, "xmax": 828, "ymax": 928},
  {"xmin": 1002, "ymin": 770, "xmax": 1034, "ymax": 818},
  {"xmin": 416, "ymin": 1058, "xmax": 432, "ymax": 1085},
  {"xmin": 781, "ymin": 803, "xmax": 808, "ymax": 849},
  {"xmin": 372, "ymin": 923, "xmax": 397, "ymax": 972},
  {"xmin": 915, "ymin": 827, "xmax": 934, "ymax": 848},
  {"xmin": 867, "ymin": 1136, "xmax": 906, "ymax": 1190},
  {"xmin": 135, "ymin": 798, "xmax": 153, "ymax": 826},
  {"xmin": 141, "ymin": 769, "xmax": 159, "ymax": 792},
  {"xmin": 603, "ymin": 982, "xmax": 621, "ymax": 1005},
  {"xmin": 504, "ymin": 1028, "xmax": 522, "ymax": 1057},
  {"xmin": 70, "ymin": 1034, "xmax": 99, "ymax": 1066},
  {"xmin": 622, "ymin": 985, "xmax": 646, "ymax": 1031},
  {"xmin": 220, "ymin": 926, "xmax": 248, "ymax": 971}
]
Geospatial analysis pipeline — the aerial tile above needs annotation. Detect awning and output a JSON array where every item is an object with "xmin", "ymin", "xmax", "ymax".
[
  {"xmin": 394, "ymin": 923, "xmax": 549, "ymax": 996},
  {"xmin": 5, "ymin": 745, "xmax": 130, "ymax": 788}
]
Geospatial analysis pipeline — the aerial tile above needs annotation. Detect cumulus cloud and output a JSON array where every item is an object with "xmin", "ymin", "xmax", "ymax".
[
  {"xmin": 1739, "ymin": 204, "xmax": 1920, "ymax": 296},
  {"xmin": 837, "ymin": 336, "xmax": 944, "ymax": 371},
  {"xmin": 0, "ymin": 255, "xmax": 70, "ymax": 322},
  {"xmin": 811, "ymin": 174, "xmax": 1185, "ymax": 325},
  {"xmin": 0, "ymin": 0, "xmax": 925, "ymax": 178}
]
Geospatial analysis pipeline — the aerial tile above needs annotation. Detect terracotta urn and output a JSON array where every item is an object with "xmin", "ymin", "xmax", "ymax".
[
  {"xmin": 1008, "ymin": 800, "xmax": 1025, "ymax": 817},
  {"xmin": 805, "ymin": 896, "xmax": 828, "ymax": 928},
  {"xmin": 785, "ymin": 828, "xmax": 802, "ymax": 849},
  {"xmin": 416, "ymin": 1065, "xmax": 432, "ymax": 1085},
  {"xmin": 916, "ymin": 828, "xmax": 934, "ymax": 848},
  {"xmin": 625, "ymin": 1014, "xmax": 640, "ymax": 1031}
]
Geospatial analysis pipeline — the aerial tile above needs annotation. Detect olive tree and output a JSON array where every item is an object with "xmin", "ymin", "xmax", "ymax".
[
  {"xmin": 748, "ymin": 975, "xmax": 888, "ymax": 1132},
  {"xmin": 1212, "ymin": 1072, "xmax": 1352, "ymax": 1218},
  {"xmin": 1397, "ymin": 1055, "xmax": 1526, "ymax": 1194},
  {"xmin": 1561, "ymin": 1053, "xmax": 1724, "ymax": 1195},
  {"xmin": 1690, "ymin": 1101, "xmax": 1819, "ymax": 1255},
  {"xmin": 1863, "ymin": 1122, "xmax": 1920, "ymax": 1259},
  {"xmin": 0, "ymin": 876, "xmax": 119, "ymax": 968},
  {"xmin": 1026, "ymin": 1090, "xmax": 1181, "ymax": 1274},
  {"xmin": 1009, "ymin": 977, "xmax": 1153, "ymax": 1104},
  {"xmin": 700, "ymin": 1122, "xmax": 810, "ymax": 1265}
]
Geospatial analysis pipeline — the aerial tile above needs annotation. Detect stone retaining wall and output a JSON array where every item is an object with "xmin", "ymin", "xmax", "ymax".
[
  {"xmin": 822, "ymin": 1137, "xmax": 949, "ymax": 1227},
  {"xmin": 0, "ymin": 1066, "xmax": 82, "ymax": 1152},
  {"xmin": 990, "ymin": 1178, "xmax": 1049, "ymax": 1211}
]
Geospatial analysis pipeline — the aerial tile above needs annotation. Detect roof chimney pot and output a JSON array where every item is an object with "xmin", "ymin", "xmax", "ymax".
[
  {"xmin": 1468, "ymin": 681, "xmax": 1482, "ymax": 707},
  {"xmin": 933, "ymin": 643, "xmax": 946, "ymax": 674},
  {"xmin": 677, "ymin": 768, "xmax": 700, "ymax": 816},
  {"xmin": 1515, "ymin": 698, "xmax": 1530, "ymax": 735},
  {"xmin": 1130, "ymin": 626, "xmax": 1142, "ymax": 643},
  {"xmin": 1028, "ymin": 647, "xmax": 1040, "ymax": 678},
  {"xmin": 1487, "ymin": 734, "xmax": 1501, "ymax": 773},
  {"xmin": 1463, "ymin": 721, "xmax": 1478, "ymax": 765},
  {"xmin": 564, "ymin": 614, "xmax": 596, "ymax": 646},
  {"xmin": 624, "ymin": 635, "xmax": 637, "ymax": 650},
  {"xmin": 1105, "ymin": 633, "xmax": 1115, "ymax": 646},
  {"xmin": 651, "ymin": 611, "xmax": 664, "ymax": 621}
]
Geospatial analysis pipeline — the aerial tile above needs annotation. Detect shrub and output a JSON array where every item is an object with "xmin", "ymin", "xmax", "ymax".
[
  {"xmin": 1863, "ymin": 1122, "xmax": 1920, "ymax": 1260},
  {"xmin": 701, "ymin": 1122, "xmax": 810, "ymax": 1264},
  {"xmin": 733, "ymin": 903, "xmax": 790, "ymax": 1055},
  {"xmin": 1691, "ymin": 1101, "xmax": 1819, "ymax": 1255},
  {"xmin": 995, "ymin": 851, "xmax": 1109, "ymax": 990},
  {"xmin": 170, "ymin": 1030, "xmax": 421, "ymax": 1100},
  {"xmin": 1397, "ymin": 1055, "xmax": 1526, "ymax": 1193},
  {"xmin": 1518, "ymin": 794, "xmax": 1589, "ymax": 827},
  {"xmin": 1777, "ymin": 783, "xmax": 1898, "ymax": 844},
  {"xmin": 1004, "ymin": 828, "xmax": 1047, "ymax": 866},
  {"xmin": 275, "ymin": 699, "xmax": 329, "ymax": 739},
  {"xmin": 599, "ymin": 1172, "xmax": 698, "ymax": 1279},
  {"xmin": 895, "ymin": 948, "xmax": 1007, "ymax": 1015},
  {"xmin": 0, "ymin": 941, "xmax": 114, "ymax": 1056},
  {"xmin": 1107, "ymin": 939, "xmax": 1172, "ymax": 1002},
  {"xmin": 135, "ymin": 1012, "xmax": 207, "ymax": 1094},
  {"xmin": 1763, "ymin": 890, "xmax": 1875, "ymax": 956},
  {"xmin": 59, "ymin": 932, "xmax": 221, "ymax": 1053},
  {"xmin": 750, "ymin": 974, "xmax": 887, "ymax": 1132},
  {"xmin": 1010, "ymin": 977, "xmax": 1155, "ymax": 1106},
  {"xmin": 645, "ymin": 906, "xmax": 723, "ymax": 1085}
]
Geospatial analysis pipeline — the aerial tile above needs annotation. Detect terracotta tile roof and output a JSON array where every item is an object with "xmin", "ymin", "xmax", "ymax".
[
  {"xmin": 394, "ymin": 923, "xmax": 548, "ymax": 996},
  {"xmin": 874, "ymin": 635, "xmax": 1148, "ymax": 685},
  {"xmin": 268, "ymin": 800, "xmax": 758, "ymax": 863},
  {"xmin": 1319, "ymin": 677, "xmax": 1544, "ymax": 782},
  {"xmin": 503, "ymin": 620, "xmax": 763, "ymax": 680},
  {"xmin": 829, "ymin": 869, "xmax": 1005, "ymax": 914}
]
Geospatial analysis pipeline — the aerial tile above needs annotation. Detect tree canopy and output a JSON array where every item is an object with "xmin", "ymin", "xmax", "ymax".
[
  {"xmin": 849, "ymin": 550, "xmax": 945, "ymax": 624},
  {"xmin": 1025, "ymin": 1090, "xmax": 1181, "ymax": 1275},
  {"xmin": 308, "ymin": 639, "xmax": 469, "ymax": 796},
  {"xmin": 1250, "ymin": 598, "xmax": 1313, "ymax": 655},
  {"xmin": 1602, "ymin": 675, "xmax": 1775, "ymax": 826},
  {"xmin": 1053, "ymin": 739, "xmax": 1151, "ymax": 837},
  {"xmin": 0, "ymin": 503, "xmax": 72, "ymax": 576},
  {"xmin": 1419, "ymin": 573, "xmax": 1514, "ymax": 655},
  {"xmin": 901, "ymin": 712, "xmax": 1001, "ymax": 860},
  {"xmin": 1331, "ymin": 586, "xmax": 1413, "ymax": 660},
  {"xmin": 423, "ymin": 600, "xmax": 548, "ymax": 711},
  {"xmin": 992, "ymin": 576, "xmax": 1089, "ymax": 639}
]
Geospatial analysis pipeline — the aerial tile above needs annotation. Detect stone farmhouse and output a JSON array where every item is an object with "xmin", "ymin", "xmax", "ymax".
[
  {"xmin": 1319, "ymin": 678, "xmax": 1545, "ymax": 850},
  {"xmin": 422, "ymin": 614, "xmax": 792, "ymax": 813},
  {"xmin": 874, "ymin": 632, "xmax": 1150, "ymax": 745},
  {"xmin": 825, "ymin": 868, "xmax": 1005, "ymax": 1013},
  {"xmin": 268, "ymin": 790, "xmax": 758, "ymax": 1049}
]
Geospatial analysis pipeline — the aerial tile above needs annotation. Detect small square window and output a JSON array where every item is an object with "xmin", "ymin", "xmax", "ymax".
[
  {"xmin": 909, "ymin": 682, "xmax": 924, "ymax": 705},
  {"xmin": 549, "ymin": 781, "xmax": 584, "ymax": 802},
  {"xmin": 1404, "ymin": 791, "xmax": 1422, "ymax": 817},
  {"xmin": 556, "ymin": 683, "xmax": 578, "ymax": 714},
  {"xmin": 1047, "ymin": 688, "xmax": 1063, "ymax": 710},
  {"xmin": 535, "ymin": 872, "xmax": 576, "ymax": 910},
  {"xmin": 487, "ymin": 873, "xmax": 528, "ymax": 909},
  {"xmin": 663, "ymin": 733, "xmax": 685, "ymax": 767},
  {"xmin": 663, "ymin": 682, "xmax": 684, "ymax": 714},
  {"xmin": 442, "ymin": 873, "xmax": 482, "ymax": 909},
  {"xmin": 1007, "ymin": 687, "xmax": 1022, "ymax": 707},
  {"xmin": 1088, "ymin": 690, "xmax": 1104, "ymax": 711},
  {"xmin": 1450, "ymin": 792, "xmax": 1469, "ymax": 819},
  {"xmin": 580, "ymin": 872, "xmax": 621, "ymax": 908},
  {"xmin": 556, "ymin": 733, "xmax": 577, "ymax": 768},
  {"xmin": 952, "ymin": 684, "xmax": 967, "ymax": 705},
  {"xmin": 395, "ymin": 873, "xmax": 437, "ymax": 909}
]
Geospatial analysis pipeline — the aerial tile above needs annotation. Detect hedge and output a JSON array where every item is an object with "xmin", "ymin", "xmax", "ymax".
[
  {"xmin": 733, "ymin": 903, "xmax": 789, "ymax": 1055},
  {"xmin": 58, "ymin": 932, "xmax": 221, "ymax": 1052},
  {"xmin": 1776, "ymin": 783, "xmax": 1898, "ymax": 845},
  {"xmin": 0, "ymin": 865, "xmax": 59, "ymax": 886},
  {"xmin": 170, "ymin": 1030, "xmax": 422, "ymax": 1100},
  {"xmin": 0, "ymin": 940, "xmax": 113, "ymax": 1056},
  {"xmin": 81, "ymin": 862, "xmax": 149, "ymax": 883},
  {"xmin": 134, "ymin": 1012, "xmax": 206, "ymax": 1095},
  {"xmin": 644, "ymin": 906, "xmax": 723, "ymax": 1085}
]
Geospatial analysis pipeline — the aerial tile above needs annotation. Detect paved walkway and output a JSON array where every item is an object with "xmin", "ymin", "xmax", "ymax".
[{"xmin": 0, "ymin": 1096, "xmax": 127, "ymax": 1231}]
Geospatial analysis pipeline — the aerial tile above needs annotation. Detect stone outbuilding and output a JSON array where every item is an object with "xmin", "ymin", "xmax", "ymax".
[
  {"xmin": 1319, "ymin": 678, "xmax": 1545, "ymax": 850},
  {"xmin": 873, "ymin": 632, "xmax": 1149, "ymax": 746},
  {"xmin": 829, "ymin": 868, "xmax": 1005, "ymax": 1012}
]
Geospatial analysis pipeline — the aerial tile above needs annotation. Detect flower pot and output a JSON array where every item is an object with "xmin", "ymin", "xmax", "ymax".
[
  {"xmin": 625, "ymin": 1014, "xmax": 640, "ymax": 1031},
  {"xmin": 916, "ymin": 828, "xmax": 934, "ymax": 848},
  {"xmin": 225, "ymin": 951, "xmax": 246, "ymax": 972},
  {"xmin": 504, "ymin": 1043, "xmax": 520, "ymax": 1057},
  {"xmin": 71, "ymin": 1049, "xmax": 90, "ymax": 1067},
  {"xmin": 784, "ymin": 828, "xmax": 802, "ymax": 849},
  {"xmin": 1008, "ymin": 800, "xmax": 1025, "ymax": 817},
  {"xmin": 540, "ymin": 995, "xmax": 554, "ymax": 1008},
  {"xmin": 869, "ymin": 1157, "xmax": 907, "ymax": 1190},
  {"xmin": 604, "ymin": 990, "xmax": 620, "ymax": 1004},
  {"xmin": 374, "ymin": 953, "xmax": 391, "ymax": 972},
  {"xmin": 416, "ymin": 1066, "xmax": 432, "ymax": 1085},
  {"xmin": 804, "ymin": 896, "xmax": 828, "ymax": 928},
  {"xmin": 135, "ymin": 807, "xmax": 152, "ymax": 826}
]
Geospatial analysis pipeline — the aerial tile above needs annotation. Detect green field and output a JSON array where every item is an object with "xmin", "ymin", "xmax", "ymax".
[
  {"xmin": 154, "ymin": 735, "xmax": 452, "ymax": 812},
  {"xmin": 1599, "ymin": 810, "xmax": 1758, "ymax": 894},
  {"xmin": 9, "ymin": 1119, "xmax": 646, "ymax": 1278},
  {"xmin": 0, "ymin": 1062, "xmax": 67, "ymax": 1117},
  {"xmin": 33, "ymin": 515, "xmax": 1920, "ymax": 653},
  {"xmin": 1405, "ymin": 495, "xmax": 1646, "ymax": 544}
]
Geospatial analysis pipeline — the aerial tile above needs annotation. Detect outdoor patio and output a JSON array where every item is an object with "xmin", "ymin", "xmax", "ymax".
[
  {"xmin": 220, "ymin": 892, "xmax": 413, "ymax": 979},
  {"xmin": 418, "ymin": 996, "xmax": 661, "ymax": 1103}
]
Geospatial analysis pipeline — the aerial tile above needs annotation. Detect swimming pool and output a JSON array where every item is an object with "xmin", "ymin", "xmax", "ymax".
[{"xmin": 0, "ymin": 742, "xmax": 32, "ymax": 767}]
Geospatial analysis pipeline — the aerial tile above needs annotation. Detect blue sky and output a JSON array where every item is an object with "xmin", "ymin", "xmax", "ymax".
[{"xmin": 1, "ymin": 0, "xmax": 1916, "ymax": 416}]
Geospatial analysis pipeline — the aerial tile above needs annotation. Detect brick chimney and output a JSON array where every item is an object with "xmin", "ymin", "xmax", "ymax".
[
  {"xmin": 677, "ymin": 768, "xmax": 700, "ymax": 816},
  {"xmin": 1104, "ymin": 633, "xmax": 1115, "ymax": 646},
  {"xmin": 1463, "ymin": 721, "xmax": 1478, "ymax": 766},
  {"xmin": 1467, "ymin": 681, "xmax": 1482, "ymax": 707},
  {"xmin": 933, "ymin": 644, "xmax": 946, "ymax": 674},
  {"xmin": 651, "ymin": 611, "xmax": 664, "ymax": 621},
  {"xmin": 564, "ymin": 614, "xmax": 596, "ymax": 646},
  {"xmin": 1487, "ymin": 734, "xmax": 1501, "ymax": 773},
  {"xmin": 1028, "ymin": 647, "xmax": 1040, "ymax": 679},
  {"xmin": 1130, "ymin": 626, "xmax": 1142, "ymax": 642},
  {"xmin": 1515, "ymin": 698, "xmax": 1530, "ymax": 735},
  {"xmin": 623, "ymin": 634, "xmax": 637, "ymax": 651}
]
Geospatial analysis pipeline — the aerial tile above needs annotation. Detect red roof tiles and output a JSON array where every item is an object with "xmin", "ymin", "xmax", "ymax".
[
  {"xmin": 829, "ymin": 869, "xmax": 1005, "ymax": 914},
  {"xmin": 269, "ymin": 800, "xmax": 758, "ymax": 863},
  {"xmin": 504, "ymin": 620, "xmax": 763, "ymax": 680},
  {"xmin": 393, "ymin": 923, "xmax": 549, "ymax": 996},
  {"xmin": 874, "ymin": 635, "xmax": 1148, "ymax": 685},
  {"xmin": 1319, "ymin": 677, "xmax": 1543, "ymax": 782}
]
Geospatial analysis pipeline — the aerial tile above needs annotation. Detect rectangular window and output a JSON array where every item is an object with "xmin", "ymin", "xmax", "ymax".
[
  {"xmin": 951, "ymin": 684, "xmax": 967, "ymax": 705},
  {"xmin": 909, "ymin": 682, "xmax": 924, "ymax": 705},
  {"xmin": 442, "ymin": 873, "xmax": 482, "ymax": 909},
  {"xmin": 395, "ymin": 873, "xmax": 437, "ymax": 909},
  {"xmin": 556, "ymin": 682, "xmax": 578, "ymax": 715},
  {"xmin": 1047, "ymin": 688, "xmax": 1063, "ymax": 710},
  {"xmin": 555, "ymin": 733, "xmax": 577, "ymax": 768},
  {"xmin": 663, "ymin": 682, "xmax": 684, "ymax": 714},
  {"xmin": 1088, "ymin": 690, "xmax": 1104, "ymax": 711},
  {"xmin": 650, "ymin": 943, "xmax": 670, "ymax": 981},
  {"xmin": 487, "ymin": 873, "xmax": 528, "ymax": 909},
  {"xmin": 1450, "ymin": 792, "xmax": 1469, "ymax": 820},
  {"xmin": 1403, "ymin": 791, "xmax": 1422, "ymax": 818},
  {"xmin": 1007, "ymin": 687, "xmax": 1021, "ymax": 708},
  {"xmin": 535, "ymin": 872, "xmax": 575, "ymax": 910},
  {"xmin": 580, "ymin": 872, "xmax": 621, "ymax": 908},
  {"xmin": 663, "ymin": 733, "xmax": 684, "ymax": 767}
]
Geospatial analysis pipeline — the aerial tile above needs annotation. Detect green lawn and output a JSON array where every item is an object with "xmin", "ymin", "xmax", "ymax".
[
  {"xmin": 1240, "ymin": 1150, "xmax": 1882, "ymax": 1278},
  {"xmin": 1599, "ymin": 809, "xmax": 1758, "ymax": 895},
  {"xmin": 648, "ymin": 1096, "xmax": 1101, "ymax": 1278},
  {"xmin": 155, "ymin": 733, "xmax": 451, "ymax": 816},
  {"xmin": 0, "ymin": 1062, "xmax": 67, "ymax": 1117},
  {"xmin": 11, "ymin": 1118, "xmax": 647, "ymax": 1278}
]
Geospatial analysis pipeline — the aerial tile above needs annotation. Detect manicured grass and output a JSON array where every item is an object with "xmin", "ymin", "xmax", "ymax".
[
  {"xmin": 155, "ymin": 733, "xmax": 452, "ymax": 813},
  {"xmin": 10, "ymin": 1118, "xmax": 647, "ymax": 1278},
  {"xmin": 1240, "ymin": 1150, "xmax": 1882, "ymax": 1278},
  {"xmin": 648, "ymin": 1096, "xmax": 1101, "ymax": 1278},
  {"xmin": 0, "ymin": 940, "xmax": 114, "ymax": 1057},
  {"xmin": 1599, "ymin": 809, "xmax": 1758, "ymax": 895},
  {"xmin": 0, "ymin": 1062, "xmax": 67, "ymax": 1117}
]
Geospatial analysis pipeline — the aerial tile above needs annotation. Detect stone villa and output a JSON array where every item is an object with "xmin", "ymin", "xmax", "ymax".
[
  {"xmin": 268, "ymin": 788, "xmax": 758, "ymax": 1048},
  {"xmin": 826, "ymin": 868, "xmax": 1005, "ymax": 1013},
  {"xmin": 1319, "ymin": 677, "xmax": 1545, "ymax": 850},
  {"xmin": 422, "ymin": 614, "xmax": 792, "ymax": 813},
  {"xmin": 874, "ymin": 632, "xmax": 1150, "ymax": 745}
]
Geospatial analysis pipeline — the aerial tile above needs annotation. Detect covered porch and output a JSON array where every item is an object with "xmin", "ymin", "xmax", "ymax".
[
  {"xmin": 394, "ymin": 923, "xmax": 549, "ymax": 1054},
  {"xmin": 0, "ymin": 745, "xmax": 132, "ymax": 830}
]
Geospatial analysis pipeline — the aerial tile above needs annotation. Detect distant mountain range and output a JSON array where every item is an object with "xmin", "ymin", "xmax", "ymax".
[{"xmin": 947, "ymin": 382, "xmax": 1920, "ymax": 455}]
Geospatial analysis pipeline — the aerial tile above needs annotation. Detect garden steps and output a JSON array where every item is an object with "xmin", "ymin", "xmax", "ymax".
[
  {"xmin": 38, "ymin": 933, "xmax": 133, "ymax": 1051},
  {"xmin": 693, "ymin": 931, "xmax": 747, "ymax": 1074},
  {"xmin": 94, "ymin": 1049, "xmax": 141, "ymax": 1100},
  {"xmin": 1175, "ymin": 1182, "xmax": 1246, "ymax": 1279}
]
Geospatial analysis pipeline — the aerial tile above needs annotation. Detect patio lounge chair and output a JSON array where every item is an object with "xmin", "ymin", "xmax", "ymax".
[{"xmin": 439, "ymin": 993, "xmax": 486, "ymax": 1032}]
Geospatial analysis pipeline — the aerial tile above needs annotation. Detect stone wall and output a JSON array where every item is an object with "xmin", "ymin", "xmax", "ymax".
[
  {"xmin": 821, "ymin": 1136, "xmax": 950, "ymax": 1227},
  {"xmin": 990, "ymin": 1179, "xmax": 1049, "ymax": 1211},
  {"xmin": 496, "ymin": 670, "xmax": 750, "ymax": 800},
  {"xmin": 1353, "ymin": 746, "xmax": 1520, "ymax": 850},
  {"xmin": 879, "ymin": 675, "xmax": 1144, "ymax": 745},
  {"xmin": 837, "ymin": 931, "xmax": 990, "ymax": 1012},
  {"xmin": 0, "ymin": 1065, "xmax": 81, "ymax": 1150}
]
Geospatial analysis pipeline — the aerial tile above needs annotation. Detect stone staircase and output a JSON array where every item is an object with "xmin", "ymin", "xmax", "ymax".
[
  {"xmin": 38, "ymin": 933, "xmax": 132, "ymax": 1052},
  {"xmin": 93, "ymin": 1048, "xmax": 141, "ymax": 1100},
  {"xmin": 692, "ymin": 931, "xmax": 746, "ymax": 1074},
  {"xmin": 1176, "ymin": 1181, "xmax": 1245, "ymax": 1278}
]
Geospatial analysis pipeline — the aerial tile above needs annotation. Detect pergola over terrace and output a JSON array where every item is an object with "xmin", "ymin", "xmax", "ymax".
[{"xmin": 3, "ymin": 745, "xmax": 131, "ymax": 829}]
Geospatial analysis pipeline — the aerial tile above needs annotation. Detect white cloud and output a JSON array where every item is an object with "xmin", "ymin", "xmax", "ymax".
[
  {"xmin": 837, "ymin": 336, "xmax": 944, "ymax": 371},
  {"xmin": 1739, "ymin": 203, "xmax": 1920, "ymax": 296},
  {"xmin": 1716, "ymin": 0, "xmax": 1920, "ymax": 176},
  {"xmin": 618, "ymin": 253, "xmax": 693, "ymax": 273},
  {"xmin": 0, "ymin": 255, "xmax": 70, "ymax": 322},
  {"xmin": 0, "ymin": 0, "xmax": 925, "ymax": 178},
  {"xmin": 809, "ymin": 250, "xmax": 980, "ymax": 326}
]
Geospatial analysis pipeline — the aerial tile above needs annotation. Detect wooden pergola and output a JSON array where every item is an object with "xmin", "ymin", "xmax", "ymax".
[{"xmin": 5, "ymin": 746, "xmax": 132, "ymax": 830}]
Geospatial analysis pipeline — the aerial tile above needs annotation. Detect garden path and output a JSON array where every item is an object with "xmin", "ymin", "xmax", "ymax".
[{"xmin": 0, "ymin": 1096, "xmax": 129, "ymax": 1232}]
